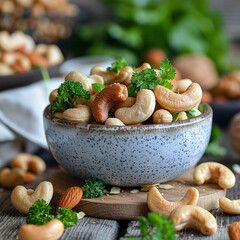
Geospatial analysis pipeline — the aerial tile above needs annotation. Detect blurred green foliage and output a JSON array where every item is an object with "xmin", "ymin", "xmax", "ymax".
[{"xmin": 72, "ymin": 0, "xmax": 231, "ymax": 73}]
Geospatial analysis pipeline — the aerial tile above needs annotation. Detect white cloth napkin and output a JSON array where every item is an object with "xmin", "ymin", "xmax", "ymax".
[{"xmin": 0, "ymin": 78, "xmax": 63, "ymax": 149}]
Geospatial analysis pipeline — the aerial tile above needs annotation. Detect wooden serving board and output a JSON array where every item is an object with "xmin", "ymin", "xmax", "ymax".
[{"xmin": 50, "ymin": 168, "xmax": 226, "ymax": 220}]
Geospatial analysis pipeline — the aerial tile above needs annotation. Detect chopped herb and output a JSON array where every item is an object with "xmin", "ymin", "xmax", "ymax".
[
  {"xmin": 107, "ymin": 58, "xmax": 129, "ymax": 73},
  {"xmin": 50, "ymin": 81, "xmax": 91, "ymax": 114},
  {"xmin": 57, "ymin": 207, "xmax": 78, "ymax": 228},
  {"xmin": 92, "ymin": 83, "xmax": 107, "ymax": 93},
  {"xmin": 82, "ymin": 178, "xmax": 105, "ymax": 198},
  {"xmin": 171, "ymin": 112, "xmax": 180, "ymax": 122},
  {"xmin": 27, "ymin": 199, "xmax": 54, "ymax": 225},
  {"xmin": 127, "ymin": 84, "xmax": 137, "ymax": 98},
  {"xmin": 185, "ymin": 109, "xmax": 198, "ymax": 119},
  {"xmin": 199, "ymin": 103, "xmax": 206, "ymax": 113}
]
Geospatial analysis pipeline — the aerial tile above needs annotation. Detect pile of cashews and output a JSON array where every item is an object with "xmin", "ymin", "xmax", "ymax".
[
  {"xmin": 0, "ymin": 153, "xmax": 46, "ymax": 188},
  {"xmin": 50, "ymin": 62, "xmax": 203, "ymax": 125},
  {"xmin": 0, "ymin": 31, "xmax": 64, "ymax": 75},
  {"xmin": 147, "ymin": 162, "xmax": 239, "ymax": 236}
]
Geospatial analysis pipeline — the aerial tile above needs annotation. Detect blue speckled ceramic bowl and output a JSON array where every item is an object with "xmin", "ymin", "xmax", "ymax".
[{"xmin": 43, "ymin": 105, "xmax": 212, "ymax": 187}]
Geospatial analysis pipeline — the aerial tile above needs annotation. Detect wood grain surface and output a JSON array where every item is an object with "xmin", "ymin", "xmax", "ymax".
[{"xmin": 50, "ymin": 168, "xmax": 226, "ymax": 220}]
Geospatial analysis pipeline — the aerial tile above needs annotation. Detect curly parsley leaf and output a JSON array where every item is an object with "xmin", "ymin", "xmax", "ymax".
[
  {"xmin": 159, "ymin": 59, "xmax": 176, "ymax": 82},
  {"xmin": 120, "ymin": 212, "xmax": 176, "ymax": 240},
  {"xmin": 57, "ymin": 207, "xmax": 78, "ymax": 228},
  {"xmin": 107, "ymin": 58, "xmax": 129, "ymax": 73},
  {"xmin": 131, "ymin": 68, "xmax": 173, "ymax": 93},
  {"xmin": 127, "ymin": 84, "xmax": 137, "ymax": 97},
  {"xmin": 27, "ymin": 199, "xmax": 54, "ymax": 225},
  {"xmin": 82, "ymin": 178, "xmax": 105, "ymax": 198},
  {"xmin": 50, "ymin": 81, "xmax": 91, "ymax": 114},
  {"xmin": 92, "ymin": 83, "xmax": 107, "ymax": 93}
]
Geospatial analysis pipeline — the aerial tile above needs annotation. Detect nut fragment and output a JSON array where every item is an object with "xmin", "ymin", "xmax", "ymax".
[
  {"xmin": 194, "ymin": 162, "xmax": 236, "ymax": 189},
  {"xmin": 57, "ymin": 186, "xmax": 83, "ymax": 210},
  {"xmin": 92, "ymin": 84, "xmax": 128, "ymax": 123},
  {"xmin": 11, "ymin": 153, "xmax": 46, "ymax": 174},
  {"xmin": 0, "ymin": 168, "xmax": 25, "ymax": 188},
  {"xmin": 219, "ymin": 197, "xmax": 240, "ymax": 215},
  {"xmin": 228, "ymin": 222, "xmax": 240, "ymax": 240},
  {"xmin": 147, "ymin": 187, "xmax": 199, "ymax": 217},
  {"xmin": 18, "ymin": 219, "xmax": 64, "ymax": 240},
  {"xmin": 11, "ymin": 181, "xmax": 53, "ymax": 214},
  {"xmin": 110, "ymin": 187, "xmax": 121, "ymax": 195},
  {"xmin": 177, "ymin": 79, "xmax": 192, "ymax": 93},
  {"xmin": 170, "ymin": 205, "xmax": 217, "ymax": 235},
  {"xmin": 154, "ymin": 82, "xmax": 202, "ymax": 112},
  {"xmin": 158, "ymin": 184, "xmax": 174, "ymax": 190}
]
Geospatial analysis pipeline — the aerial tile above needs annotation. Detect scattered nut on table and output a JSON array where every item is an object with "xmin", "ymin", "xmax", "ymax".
[
  {"xmin": 219, "ymin": 197, "xmax": 240, "ymax": 215},
  {"xmin": 228, "ymin": 222, "xmax": 240, "ymax": 240},
  {"xmin": 194, "ymin": 162, "xmax": 236, "ymax": 189},
  {"xmin": 11, "ymin": 181, "xmax": 53, "ymax": 214},
  {"xmin": 0, "ymin": 168, "xmax": 25, "ymax": 188},
  {"xmin": 18, "ymin": 219, "xmax": 64, "ymax": 240},
  {"xmin": 10, "ymin": 153, "xmax": 46, "ymax": 174},
  {"xmin": 170, "ymin": 205, "xmax": 217, "ymax": 235},
  {"xmin": 147, "ymin": 186, "xmax": 199, "ymax": 217}
]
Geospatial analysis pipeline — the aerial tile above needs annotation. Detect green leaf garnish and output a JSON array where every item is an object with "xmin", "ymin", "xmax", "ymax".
[
  {"xmin": 50, "ymin": 81, "xmax": 91, "ymax": 114},
  {"xmin": 92, "ymin": 83, "xmax": 107, "ymax": 93},
  {"xmin": 107, "ymin": 58, "xmax": 129, "ymax": 73},
  {"xmin": 27, "ymin": 199, "xmax": 54, "ymax": 225},
  {"xmin": 185, "ymin": 109, "xmax": 198, "ymax": 119},
  {"xmin": 158, "ymin": 59, "xmax": 176, "ymax": 82},
  {"xmin": 57, "ymin": 207, "xmax": 78, "ymax": 228},
  {"xmin": 82, "ymin": 178, "xmax": 105, "ymax": 198},
  {"xmin": 171, "ymin": 112, "xmax": 180, "ymax": 122},
  {"xmin": 127, "ymin": 84, "xmax": 137, "ymax": 97},
  {"xmin": 205, "ymin": 142, "xmax": 227, "ymax": 157},
  {"xmin": 199, "ymin": 103, "xmax": 206, "ymax": 113}
]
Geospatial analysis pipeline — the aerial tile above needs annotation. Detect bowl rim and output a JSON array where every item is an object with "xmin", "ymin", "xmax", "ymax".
[{"xmin": 43, "ymin": 104, "xmax": 212, "ymax": 131}]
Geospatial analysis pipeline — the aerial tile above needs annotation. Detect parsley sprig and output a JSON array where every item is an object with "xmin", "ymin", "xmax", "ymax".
[
  {"xmin": 82, "ymin": 178, "xmax": 105, "ymax": 198},
  {"xmin": 27, "ymin": 199, "xmax": 54, "ymax": 225},
  {"xmin": 107, "ymin": 58, "xmax": 129, "ymax": 73},
  {"xmin": 57, "ymin": 207, "xmax": 78, "ymax": 228},
  {"xmin": 121, "ymin": 212, "xmax": 176, "ymax": 240},
  {"xmin": 130, "ymin": 59, "xmax": 175, "ymax": 96},
  {"xmin": 27, "ymin": 199, "xmax": 78, "ymax": 228},
  {"xmin": 50, "ymin": 81, "xmax": 91, "ymax": 114}
]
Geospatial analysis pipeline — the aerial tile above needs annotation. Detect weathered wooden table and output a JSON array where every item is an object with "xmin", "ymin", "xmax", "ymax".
[{"xmin": 0, "ymin": 141, "xmax": 240, "ymax": 240}]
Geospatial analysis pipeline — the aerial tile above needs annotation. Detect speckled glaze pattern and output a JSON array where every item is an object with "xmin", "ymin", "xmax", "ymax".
[{"xmin": 43, "ymin": 105, "xmax": 212, "ymax": 187}]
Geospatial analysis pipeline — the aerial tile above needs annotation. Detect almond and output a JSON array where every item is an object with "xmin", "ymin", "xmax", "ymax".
[
  {"xmin": 228, "ymin": 222, "xmax": 240, "ymax": 240},
  {"xmin": 57, "ymin": 186, "xmax": 83, "ymax": 210},
  {"xmin": 24, "ymin": 172, "xmax": 36, "ymax": 183}
]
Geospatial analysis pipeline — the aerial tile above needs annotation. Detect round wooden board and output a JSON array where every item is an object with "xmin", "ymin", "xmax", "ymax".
[{"xmin": 50, "ymin": 168, "xmax": 226, "ymax": 220}]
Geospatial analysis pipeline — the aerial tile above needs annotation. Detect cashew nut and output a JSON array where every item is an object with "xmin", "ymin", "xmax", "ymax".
[
  {"xmin": 154, "ymin": 82, "xmax": 202, "ymax": 112},
  {"xmin": 194, "ymin": 162, "xmax": 236, "ymax": 189},
  {"xmin": 134, "ymin": 63, "xmax": 151, "ymax": 72},
  {"xmin": 18, "ymin": 219, "xmax": 64, "ymax": 240},
  {"xmin": 65, "ymin": 71, "xmax": 93, "ymax": 94},
  {"xmin": 170, "ymin": 205, "xmax": 217, "ymax": 235},
  {"xmin": 0, "ymin": 168, "xmax": 25, "ymax": 188},
  {"xmin": 11, "ymin": 153, "xmax": 46, "ymax": 174},
  {"xmin": 177, "ymin": 79, "xmax": 192, "ymax": 93},
  {"xmin": 115, "ymin": 89, "xmax": 156, "ymax": 124},
  {"xmin": 113, "ymin": 97, "xmax": 136, "ymax": 111},
  {"xmin": 88, "ymin": 74, "xmax": 104, "ymax": 84},
  {"xmin": 62, "ymin": 105, "xmax": 92, "ymax": 123},
  {"xmin": 49, "ymin": 89, "xmax": 58, "ymax": 105},
  {"xmin": 11, "ymin": 181, "xmax": 53, "ymax": 214},
  {"xmin": 90, "ymin": 65, "xmax": 131, "ymax": 85},
  {"xmin": 147, "ymin": 186, "xmax": 199, "ymax": 217},
  {"xmin": 152, "ymin": 109, "xmax": 173, "ymax": 124},
  {"xmin": 219, "ymin": 197, "xmax": 240, "ymax": 215},
  {"xmin": 105, "ymin": 118, "xmax": 125, "ymax": 126},
  {"xmin": 92, "ymin": 84, "xmax": 128, "ymax": 123},
  {"xmin": 178, "ymin": 112, "xmax": 188, "ymax": 121}
]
